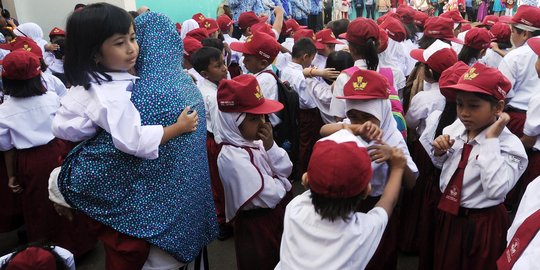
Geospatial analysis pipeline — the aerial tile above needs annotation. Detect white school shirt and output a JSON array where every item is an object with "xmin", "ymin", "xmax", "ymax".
[
  {"xmin": 0, "ymin": 246, "xmax": 75, "ymax": 270},
  {"xmin": 401, "ymin": 39, "xmax": 419, "ymax": 76},
  {"xmin": 256, "ymin": 66, "xmax": 282, "ymax": 126},
  {"xmin": 274, "ymin": 190, "xmax": 388, "ymax": 270},
  {"xmin": 0, "ymin": 91, "xmax": 59, "ymax": 151},
  {"xmin": 280, "ymin": 61, "xmax": 317, "ymax": 109},
  {"xmin": 282, "ymin": 37, "xmax": 295, "ymax": 52},
  {"xmin": 275, "ymin": 38, "xmax": 296, "ymax": 72},
  {"xmin": 505, "ymin": 176, "xmax": 540, "ymax": 270},
  {"xmin": 524, "ymin": 93, "xmax": 540, "ymax": 151},
  {"xmin": 223, "ymin": 34, "xmax": 241, "ymax": 64},
  {"xmin": 52, "ymin": 72, "xmax": 164, "ymax": 160},
  {"xmin": 198, "ymin": 78, "xmax": 219, "ymax": 134},
  {"xmin": 479, "ymin": 48, "xmax": 506, "ymax": 68},
  {"xmin": 45, "ymin": 57, "xmax": 65, "ymax": 75},
  {"xmin": 305, "ymin": 78, "xmax": 335, "ymax": 123},
  {"xmin": 329, "ymin": 59, "xmax": 406, "ymax": 118},
  {"xmin": 499, "ymin": 44, "xmax": 540, "ymax": 111},
  {"xmin": 42, "ymin": 72, "xmax": 67, "ymax": 97},
  {"xmin": 187, "ymin": 68, "xmax": 204, "ymax": 87},
  {"xmin": 427, "ymin": 119, "xmax": 528, "ymax": 208},
  {"xmin": 419, "ymin": 110, "xmax": 443, "ymax": 157},
  {"xmin": 336, "ymin": 38, "xmax": 348, "ymax": 51},
  {"xmin": 452, "ymin": 30, "xmax": 468, "ymax": 54},
  {"xmin": 312, "ymin": 53, "xmax": 327, "ymax": 70},
  {"xmin": 218, "ymin": 141, "xmax": 293, "ymax": 221},
  {"xmin": 405, "ymin": 82, "xmax": 445, "ymax": 136}
]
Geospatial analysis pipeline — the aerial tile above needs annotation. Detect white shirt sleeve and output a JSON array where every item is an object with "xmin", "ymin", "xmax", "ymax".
[
  {"xmin": 405, "ymin": 92, "xmax": 430, "ymax": 131},
  {"xmin": 0, "ymin": 124, "xmax": 12, "ymax": 151},
  {"xmin": 498, "ymin": 54, "xmax": 518, "ymax": 100},
  {"xmin": 329, "ymin": 73, "xmax": 350, "ymax": 119},
  {"xmin": 256, "ymin": 72, "xmax": 281, "ymax": 126}
]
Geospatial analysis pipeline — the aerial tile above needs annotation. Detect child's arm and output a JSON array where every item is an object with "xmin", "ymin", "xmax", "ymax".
[
  {"xmin": 4, "ymin": 149, "xmax": 22, "ymax": 193},
  {"xmin": 160, "ymin": 106, "xmax": 199, "ymax": 145},
  {"xmin": 303, "ymin": 67, "xmax": 341, "ymax": 80},
  {"xmin": 430, "ymin": 134, "xmax": 454, "ymax": 168},
  {"xmin": 258, "ymin": 122, "xmax": 293, "ymax": 178},
  {"xmin": 272, "ymin": 6, "xmax": 285, "ymax": 36},
  {"xmin": 375, "ymin": 148, "xmax": 406, "ymax": 216},
  {"xmin": 321, "ymin": 121, "xmax": 383, "ymax": 142}
]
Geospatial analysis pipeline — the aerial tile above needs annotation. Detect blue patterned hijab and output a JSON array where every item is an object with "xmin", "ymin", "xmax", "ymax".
[{"xmin": 59, "ymin": 12, "xmax": 217, "ymax": 262}]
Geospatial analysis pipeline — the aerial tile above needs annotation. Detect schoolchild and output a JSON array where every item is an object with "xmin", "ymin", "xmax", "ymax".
[{"xmin": 457, "ymin": 27, "xmax": 491, "ymax": 66}]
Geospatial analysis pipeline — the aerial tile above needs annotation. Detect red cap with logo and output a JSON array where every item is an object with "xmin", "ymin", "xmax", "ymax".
[
  {"xmin": 251, "ymin": 22, "xmax": 276, "ymax": 38},
  {"xmin": 201, "ymin": 18, "xmax": 219, "ymax": 34},
  {"xmin": 511, "ymin": 5, "xmax": 540, "ymax": 31},
  {"xmin": 294, "ymin": 29, "xmax": 316, "ymax": 42},
  {"xmin": 528, "ymin": 36, "xmax": 540, "ymax": 56},
  {"xmin": 285, "ymin": 19, "xmax": 307, "ymax": 35},
  {"xmin": 192, "ymin": 13, "xmax": 207, "ymax": 25},
  {"xmin": 315, "ymin": 29, "xmax": 342, "ymax": 49},
  {"xmin": 217, "ymin": 15, "xmax": 235, "ymax": 32},
  {"xmin": 185, "ymin": 28, "xmax": 209, "ymax": 42},
  {"xmin": 479, "ymin": 15, "xmax": 499, "ymax": 27},
  {"xmin": 397, "ymin": 5, "xmax": 416, "ymax": 24},
  {"xmin": 339, "ymin": 18, "xmax": 380, "ymax": 45},
  {"xmin": 410, "ymin": 40, "xmax": 458, "ymax": 74},
  {"xmin": 2, "ymin": 49, "xmax": 41, "ymax": 80},
  {"xmin": 380, "ymin": 16, "xmax": 407, "ymax": 42},
  {"xmin": 376, "ymin": 11, "xmax": 401, "ymax": 25},
  {"xmin": 217, "ymin": 74, "xmax": 284, "ymax": 114},
  {"xmin": 414, "ymin": 10, "xmax": 429, "ymax": 28},
  {"xmin": 48, "ymin": 27, "xmax": 65, "ymax": 38},
  {"xmin": 423, "ymin": 17, "xmax": 463, "ymax": 44},
  {"xmin": 230, "ymin": 32, "xmax": 280, "ymax": 62},
  {"xmin": 490, "ymin": 22, "xmax": 511, "ymax": 43},
  {"xmin": 337, "ymin": 69, "xmax": 390, "ymax": 100},
  {"xmin": 378, "ymin": 27, "xmax": 389, "ymax": 53},
  {"xmin": 441, "ymin": 62, "xmax": 511, "ymax": 101},
  {"xmin": 0, "ymin": 36, "xmax": 43, "ymax": 59},
  {"xmin": 308, "ymin": 130, "xmax": 373, "ymax": 198},
  {"xmin": 238, "ymin": 11, "xmax": 268, "ymax": 30},
  {"xmin": 439, "ymin": 61, "xmax": 470, "ymax": 101},
  {"xmin": 440, "ymin": 10, "xmax": 469, "ymax": 23},
  {"xmin": 5, "ymin": 247, "xmax": 56, "ymax": 270},
  {"xmin": 183, "ymin": 37, "xmax": 203, "ymax": 59},
  {"xmin": 461, "ymin": 24, "xmax": 472, "ymax": 31},
  {"xmin": 464, "ymin": 27, "xmax": 492, "ymax": 50}
]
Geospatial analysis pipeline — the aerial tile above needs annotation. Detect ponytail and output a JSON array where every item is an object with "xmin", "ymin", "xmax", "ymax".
[{"xmin": 365, "ymin": 38, "xmax": 379, "ymax": 71}]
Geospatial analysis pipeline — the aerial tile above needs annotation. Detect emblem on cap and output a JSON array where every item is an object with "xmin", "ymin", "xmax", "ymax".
[
  {"xmin": 353, "ymin": 76, "xmax": 368, "ymax": 91},
  {"xmin": 54, "ymin": 29, "xmax": 59, "ymax": 33},
  {"xmin": 23, "ymin": 44, "xmax": 31, "ymax": 52},
  {"xmin": 199, "ymin": 15, "xmax": 205, "ymax": 21},
  {"xmin": 331, "ymin": 33, "xmax": 336, "ymax": 38},
  {"xmin": 255, "ymin": 85, "xmax": 264, "ymax": 100},
  {"xmin": 205, "ymin": 22, "xmax": 211, "ymax": 29},
  {"xmin": 463, "ymin": 68, "xmax": 478, "ymax": 80}
]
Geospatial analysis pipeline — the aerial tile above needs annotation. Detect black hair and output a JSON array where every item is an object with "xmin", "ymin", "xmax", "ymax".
[
  {"xmin": 458, "ymin": 45, "xmax": 482, "ymax": 65},
  {"xmin": 128, "ymin": 11, "xmax": 139, "ymax": 19},
  {"xmin": 292, "ymin": 38, "xmax": 317, "ymax": 59},
  {"xmin": 348, "ymin": 38, "xmax": 379, "ymax": 71},
  {"xmin": 64, "ymin": 3, "xmax": 133, "ymax": 90},
  {"xmin": 53, "ymin": 38, "xmax": 66, "ymax": 60},
  {"xmin": 324, "ymin": 50, "xmax": 354, "ymax": 84},
  {"xmin": 496, "ymin": 41, "xmax": 512, "ymax": 50},
  {"xmin": 403, "ymin": 22, "xmax": 418, "ymax": 42},
  {"xmin": 191, "ymin": 47, "xmax": 223, "ymax": 73},
  {"xmin": 423, "ymin": 65, "xmax": 442, "ymax": 82},
  {"xmin": 417, "ymin": 35, "xmax": 437, "ymax": 49},
  {"xmin": 0, "ymin": 242, "xmax": 67, "ymax": 270},
  {"xmin": 310, "ymin": 190, "xmax": 364, "ymax": 222},
  {"xmin": 0, "ymin": 27, "xmax": 15, "ymax": 41},
  {"xmin": 2, "ymin": 76, "xmax": 46, "ymax": 97},
  {"xmin": 328, "ymin": 19, "xmax": 349, "ymax": 38},
  {"xmin": 434, "ymin": 101, "xmax": 457, "ymax": 137},
  {"xmin": 1, "ymin": 9, "xmax": 10, "ymax": 19},
  {"xmin": 202, "ymin": 38, "xmax": 225, "ymax": 52}
]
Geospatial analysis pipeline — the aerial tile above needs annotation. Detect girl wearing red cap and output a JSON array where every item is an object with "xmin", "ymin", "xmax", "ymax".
[
  {"xmin": 214, "ymin": 74, "xmax": 292, "ymax": 270},
  {"xmin": 429, "ymin": 63, "xmax": 527, "ymax": 270},
  {"xmin": 458, "ymin": 27, "xmax": 492, "ymax": 66}
]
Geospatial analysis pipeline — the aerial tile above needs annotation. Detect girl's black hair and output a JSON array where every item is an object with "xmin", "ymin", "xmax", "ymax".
[
  {"xmin": 310, "ymin": 190, "xmax": 364, "ymax": 222},
  {"xmin": 64, "ymin": 3, "xmax": 133, "ymax": 90},
  {"xmin": 2, "ymin": 76, "xmax": 46, "ymax": 97},
  {"xmin": 1, "ymin": 9, "xmax": 10, "ymax": 19},
  {"xmin": 435, "ymin": 101, "xmax": 457, "ymax": 137},
  {"xmin": 417, "ymin": 35, "xmax": 437, "ymax": 49},
  {"xmin": 458, "ymin": 45, "xmax": 482, "ymax": 65},
  {"xmin": 324, "ymin": 50, "xmax": 354, "ymax": 84},
  {"xmin": 0, "ymin": 27, "xmax": 15, "ymax": 40},
  {"xmin": 0, "ymin": 242, "xmax": 67, "ymax": 270},
  {"xmin": 349, "ymin": 37, "xmax": 379, "ymax": 71},
  {"xmin": 403, "ymin": 22, "xmax": 418, "ymax": 42}
]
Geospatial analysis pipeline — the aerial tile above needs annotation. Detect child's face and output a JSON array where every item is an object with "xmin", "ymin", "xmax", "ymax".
[
  {"xmin": 456, "ymin": 91, "xmax": 501, "ymax": 135},
  {"xmin": 319, "ymin": 44, "xmax": 336, "ymax": 57},
  {"xmin": 239, "ymin": 113, "xmax": 266, "ymax": 141},
  {"xmin": 300, "ymin": 53, "xmax": 316, "ymax": 68},
  {"xmin": 98, "ymin": 25, "xmax": 139, "ymax": 72},
  {"xmin": 346, "ymin": 109, "xmax": 380, "ymax": 127},
  {"xmin": 535, "ymin": 56, "xmax": 540, "ymax": 78},
  {"xmin": 243, "ymin": 54, "xmax": 268, "ymax": 74},
  {"xmin": 510, "ymin": 26, "xmax": 528, "ymax": 48},
  {"xmin": 202, "ymin": 55, "xmax": 228, "ymax": 84},
  {"xmin": 210, "ymin": 31, "xmax": 220, "ymax": 39}
]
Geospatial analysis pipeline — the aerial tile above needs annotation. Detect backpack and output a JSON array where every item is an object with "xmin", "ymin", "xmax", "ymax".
[{"xmin": 261, "ymin": 70, "xmax": 300, "ymax": 166}]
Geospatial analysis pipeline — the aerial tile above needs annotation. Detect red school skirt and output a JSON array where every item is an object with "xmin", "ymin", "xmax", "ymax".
[
  {"xmin": 433, "ymin": 204, "xmax": 509, "ymax": 270},
  {"xmin": 0, "ymin": 154, "xmax": 23, "ymax": 233},
  {"xmin": 297, "ymin": 108, "xmax": 324, "ymax": 177},
  {"xmin": 206, "ymin": 132, "xmax": 227, "ymax": 226},
  {"xmin": 15, "ymin": 138, "xmax": 96, "ymax": 257},
  {"xmin": 417, "ymin": 169, "xmax": 442, "ymax": 270}
]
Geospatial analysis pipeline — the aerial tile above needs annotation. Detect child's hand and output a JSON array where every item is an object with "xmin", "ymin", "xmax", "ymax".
[
  {"xmin": 367, "ymin": 142, "xmax": 393, "ymax": 163},
  {"xmin": 388, "ymin": 148, "xmax": 407, "ymax": 169},
  {"xmin": 45, "ymin": 42, "xmax": 60, "ymax": 52},
  {"xmin": 317, "ymin": 68, "xmax": 341, "ymax": 80},
  {"xmin": 274, "ymin": 6, "xmax": 285, "ymax": 16},
  {"xmin": 485, "ymin": 112, "xmax": 510, "ymax": 139},
  {"xmin": 54, "ymin": 203, "xmax": 74, "ymax": 222},
  {"xmin": 432, "ymin": 134, "xmax": 455, "ymax": 156},
  {"xmin": 8, "ymin": 176, "xmax": 22, "ymax": 193},
  {"xmin": 175, "ymin": 106, "xmax": 198, "ymax": 135},
  {"xmin": 257, "ymin": 122, "xmax": 274, "ymax": 151},
  {"xmin": 346, "ymin": 121, "xmax": 383, "ymax": 141}
]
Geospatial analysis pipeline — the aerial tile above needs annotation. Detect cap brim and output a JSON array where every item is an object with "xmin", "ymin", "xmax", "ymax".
[
  {"xmin": 336, "ymin": 94, "xmax": 385, "ymax": 100},
  {"xmin": 441, "ymin": 83, "xmax": 492, "ymax": 101},
  {"xmin": 230, "ymin": 42, "xmax": 253, "ymax": 54},
  {"xmin": 528, "ymin": 37, "xmax": 540, "ymax": 56},
  {"xmin": 410, "ymin": 49, "xmax": 426, "ymax": 63},
  {"xmin": 445, "ymin": 37, "xmax": 464, "ymax": 44},
  {"xmin": 243, "ymin": 99, "xmax": 284, "ymax": 114},
  {"xmin": 338, "ymin": 33, "xmax": 347, "ymax": 39}
]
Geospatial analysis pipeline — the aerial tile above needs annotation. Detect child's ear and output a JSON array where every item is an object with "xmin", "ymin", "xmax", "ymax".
[
  {"xmin": 495, "ymin": 100, "xmax": 505, "ymax": 114},
  {"xmin": 199, "ymin": 70, "xmax": 209, "ymax": 79},
  {"xmin": 301, "ymin": 172, "xmax": 309, "ymax": 188},
  {"xmin": 261, "ymin": 59, "xmax": 270, "ymax": 68}
]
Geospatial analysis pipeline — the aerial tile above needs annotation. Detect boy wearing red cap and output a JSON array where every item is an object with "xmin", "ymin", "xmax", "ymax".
[
  {"xmin": 429, "ymin": 63, "xmax": 527, "ymax": 270},
  {"xmin": 237, "ymin": 11, "xmax": 269, "ymax": 41},
  {"xmin": 482, "ymin": 22, "xmax": 512, "ymax": 68},
  {"xmin": 214, "ymin": 74, "xmax": 292, "ymax": 270},
  {"xmin": 275, "ymin": 126, "xmax": 407, "ymax": 269},
  {"xmin": 182, "ymin": 37, "xmax": 204, "ymax": 85},
  {"xmin": 312, "ymin": 28, "xmax": 343, "ymax": 70}
]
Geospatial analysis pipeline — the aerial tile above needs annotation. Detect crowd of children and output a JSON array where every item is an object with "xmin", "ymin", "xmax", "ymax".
[{"xmin": 1, "ymin": 1, "xmax": 540, "ymax": 270}]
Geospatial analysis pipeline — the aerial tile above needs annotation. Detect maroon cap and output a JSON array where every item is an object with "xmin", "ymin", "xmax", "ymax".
[
  {"xmin": 396, "ymin": 5, "xmax": 416, "ymax": 24},
  {"xmin": 185, "ymin": 28, "xmax": 209, "ymax": 42},
  {"xmin": 441, "ymin": 63, "xmax": 511, "ymax": 101},
  {"xmin": 461, "ymin": 24, "xmax": 472, "ymax": 31},
  {"xmin": 192, "ymin": 13, "xmax": 207, "ymax": 25},
  {"xmin": 5, "ymin": 247, "xmax": 56, "ymax": 270},
  {"xmin": 498, "ymin": 15, "xmax": 513, "ymax": 24},
  {"xmin": 175, "ymin": 22, "xmax": 182, "ymax": 34},
  {"xmin": 238, "ymin": 11, "xmax": 268, "ymax": 30},
  {"xmin": 380, "ymin": 16, "xmax": 407, "ymax": 42},
  {"xmin": 0, "ymin": 36, "xmax": 43, "ymax": 59},
  {"xmin": 511, "ymin": 5, "xmax": 540, "ymax": 30},
  {"xmin": 378, "ymin": 27, "xmax": 389, "ymax": 53},
  {"xmin": 183, "ymin": 37, "xmax": 203, "ymax": 58},
  {"xmin": 439, "ymin": 61, "xmax": 470, "ymax": 101},
  {"xmin": 251, "ymin": 22, "xmax": 276, "ymax": 38},
  {"xmin": 479, "ymin": 15, "xmax": 499, "ymax": 27},
  {"xmin": 490, "ymin": 22, "xmax": 511, "ymax": 43},
  {"xmin": 423, "ymin": 17, "xmax": 463, "ymax": 44},
  {"xmin": 339, "ymin": 18, "xmax": 380, "ymax": 45},
  {"xmin": 49, "ymin": 27, "xmax": 65, "ymax": 38},
  {"xmin": 528, "ymin": 36, "xmax": 540, "ymax": 56},
  {"xmin": 414, "ymin": 10, "xmax": 429, "ymax": 27},
  {"xmin": 440, "ymin": 10, "xmax": 469, "ymax": 23},
  {"xmin": 308, "ymin": 130, "xmax": 373, "ymax": 198},
  {"xmin": 230, "ymin": 32, "xmax": 280, "ymax": 61},
  {"xmin": 294, "ymin": 29, "xmax": 316, "ymax": 42},
  {"xmin": 201, "ymin": 18, "xmax": 219, "ymax": 35},
  {"xmin": 464, "ymin": 27, "xmax": 492, "ymax": 50},
  {"xmin": 284, "ymin": 19, "xmax": 307, "ymax": 35},
  {"xmin": 217, "ymin": 15, "xmax": 234, "ymax": 32},
  {"xmin": 410, "ymin": 40, "xmax": 458, "ymax": 74},
  {"xmin": 217, "ymin": 74, "xmax": 284, "ymax": 114},
  {"xmin": 337, "ymin": 69, "xmax": 390, "ymax": 100},
  {"xmin": 2, "ymin": 49, "xmax": 41, "ymax": 80},
  {"xmin": 315, "ymin": 29, "xmax": 342, "ymax": 49},
  {"xmin": 376, "ymin": 11, "xmax": 401, "ymax": 25}
]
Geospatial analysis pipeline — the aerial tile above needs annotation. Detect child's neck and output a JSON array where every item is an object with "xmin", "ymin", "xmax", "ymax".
[{"xmin": 292, "ymin": 58, "xmax": 305, "ymax": 68}]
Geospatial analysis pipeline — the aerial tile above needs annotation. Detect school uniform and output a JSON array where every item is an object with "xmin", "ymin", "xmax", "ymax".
[
  {"xmin": 275, "ymin": 190, "xmax": 388, "ymax": 270},
  {"xmin": 521, "ymin": 93, "xmax": 540, "ymax": 188},
  {"xmin": 187, "ymin": 68, "xmax": 205, "ymax": 87},
  {"xmin": 405, "ymin": 82, "xmax": 445, "ymax": 137},
  {"xmin": 256, "ymin": 66, "xmax": 282, "ymax": 127},
  {"xmin": 311, "ymin": 53, "xmax": 327, "ymax": 70},
  {"xmin": 223, "ymin": 34, "xmax": 241, "ymax": 65},
  {"xmin": 426, "ymin": 119, "xmax": 528, "ymax": 270},
  {"xmin": 41, "ymin": 72, "xmax": 67, "ymax": 97},
  {"xmin": 305, "ymin": 78, "xmax": 334, "ymax": 124},
  {"xmin": 52, "ymin": 72, "xmax": 164, "ymax": 160},
  {"xmin": 0, "ymin": 91, "xmax": 96, "ymax": 257},
  {"xmin": 401, "ymin": 39, "xmax": 419, "ymax": 76},
  {"xmin": 480, "ymin": 48, "xmax": 506, "ymax": 68}
]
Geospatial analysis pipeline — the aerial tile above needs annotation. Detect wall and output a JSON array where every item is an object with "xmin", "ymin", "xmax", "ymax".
[{"xmin": 135, "ymin": 0, "xmax": 223, "ymax": 23}]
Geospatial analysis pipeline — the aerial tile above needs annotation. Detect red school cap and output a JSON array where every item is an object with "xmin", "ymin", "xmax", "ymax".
[
  {"xmin": 293, "ymin": 28, "xmax": 316, "ymax": 42},
  {"xmin": 315, "ymin": 29, "xmax": 342, "ymax": 49},
  {"xmin": 0, "ymin": 36, "xmax": 43, "ymax": 59},
  {"xmin": 396, "ymin": 5, "xmax": 416, "ymax": 24},
  {"xmin": 192, "ymin": 13, "xmax": 207, "ymax": 25},
  {"xmin": 479, "ymin": 15, "xmax": 499, "ymax": 27},
  {"xmin": 380, "ymin": 16, "xmax": 407, "ymax": 42},
  {"xmin": 440, "ymin": 62, "xmax": 511, "ymax": 101},
  {"xmin": 2, "ymin": 49, "xmax": 41, "ymax": 80},
  {"xmin": 337, "ymin": 69, "xmax": 390, "ymax": 100},
  {"xmin": 439, "ymin": 61, "xmax": 470, "ymax": 101},
  {"xmin": 251, "ymin": 22, "xmax": 276, "ymax": 38},
  {"xmin": 5, "ymin": 247, "xmax": 56, "ymax": 270},
  {"xmin": 230, "ymin": 31, "xmax": 280, "ymax": 62},
  {"xmin": 527, "ymin": 36, "xmax": 540, "ymax": 56},
  {"xmin": 339, "ymin": 18, "xmax": 380, "ymax": 45},
  {"xmin": 183, "ymin": 37, "xmax": 203, "ymax": 59},
  {"xmin": 378, "ymin": 27, "xmax": 389, "ymax": 53},
  {"xmin": 238, "ymin": 11, "xmax": 268, "ymax": 30},
  {"xmin": 48, "ymin": 27, "xmax": 65, "ymax": 38},
  {"xmin": 490, "ymin": 22, "xmax": 511, "ymax": 44},
  {"xmin": 410, "ymin": 39, "xmax": 458, "ymax": 74},
  {"xmin": 308, "ymin": 129, "xmax": 373, "ymax": 198},
  {"xmin": 423, "ymin": 17, "xmax": 463, "ymax": 44},
  {"xmin": 201, "ymin": 18, "xmax": 219, "ymax": 35},
  {"xmin": 461, "ymin": 24, "xmax": 472, "ymax": 32},
  {"xmin": 217, "ymin": 15, "xmax": 235, "ymax": 32},
  {"xmin": 414, "ymin": 10, "xmax": 429, "ymax": 28},
  {"xmin": 511, "ymin": 5, "xmax": 540, "ymax": 31},
  {"xmin": 185, "ymin": 28, "xmax": 209, "ymax": 42},
  {"xmin": 440, "ymin": 10, "xmax": 469, "ymax": 23},
  {"xmin": 284, "ymin": 19, "xmax": 307, "ymax": 35},
  {"xmin": 464, "ymin": 27, "xmax": 492, "ymax": 50},
  {"xmin": 217, "ymin": 74, "xmax": 284, "ymax": 114}
]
